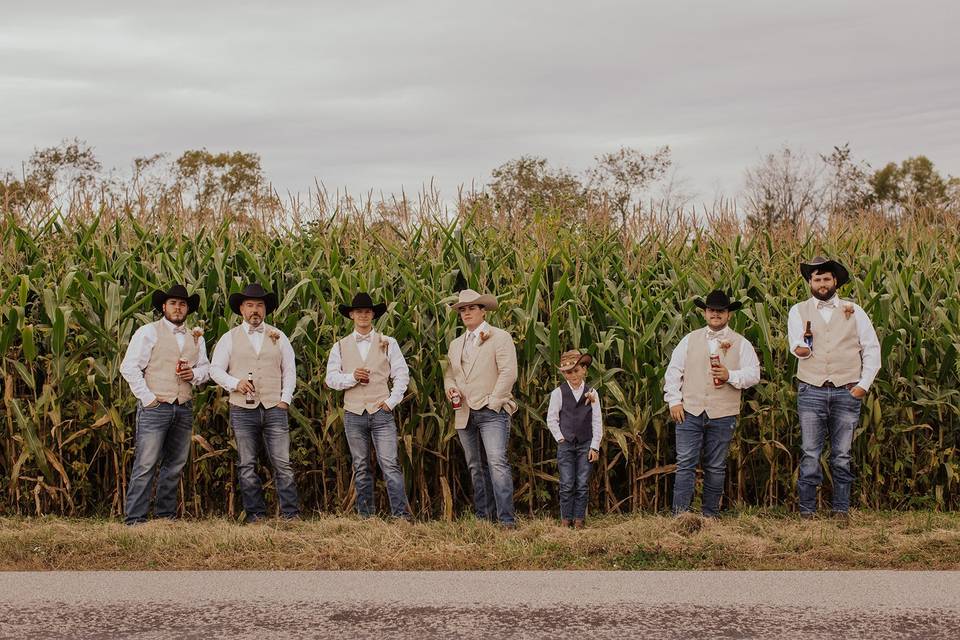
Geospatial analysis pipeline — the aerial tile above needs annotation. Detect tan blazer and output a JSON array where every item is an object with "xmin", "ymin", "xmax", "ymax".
[{"xmin": 444, "ymin": 325, "xmax": 518, "ymax": 429}]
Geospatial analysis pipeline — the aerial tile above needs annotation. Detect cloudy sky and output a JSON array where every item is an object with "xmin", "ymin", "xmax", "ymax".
[{"xmin": 2, "ymin": 0, "xmax": 957, "ymax": 203}]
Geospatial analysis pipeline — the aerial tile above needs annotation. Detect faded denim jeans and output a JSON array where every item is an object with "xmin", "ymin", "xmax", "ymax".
[
  {"xmin": 457, "ymin": 407, "xmax": 516, "ymax": 525},
  {"xmin": 672, "ymin": 411, "xmax": 736, "ymax": 517},
  {"xmin": 124, "ymin": 400, "xmax": 194, "ymax": 525},
  {"xmin": 557, "ymin": 439, "xmax": 592, "ymax": 520},
  {"xmin": 230, "ymin": 405, "xmax": 300, "ymax": 520},
  {"xmin": 797, "ymin": 382, "xmax": 861, "ymax": 514},
  {"xmin": 343, "ymin": 409, "xmax": 411, "ymax": 517}
]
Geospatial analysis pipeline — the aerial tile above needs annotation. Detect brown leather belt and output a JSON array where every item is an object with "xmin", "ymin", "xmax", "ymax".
[{"xmin": 820, "ymin": 381, "xmax": 856, "ymax": 390}]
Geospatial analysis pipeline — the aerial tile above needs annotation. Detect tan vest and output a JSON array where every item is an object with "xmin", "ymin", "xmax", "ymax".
[
  {"xmin": 143, "ymin": 320, "xmax": 200, "ymax": 404},
  {"xmin": 227, "ymin": 324, "xmax": 283, "ymax": 408},
  {"xmin": 339, "ymin": 333, "xmax": 392, "ymax": 415},
  {"xmin": 796, "ymin": 298, "xmax": 863, "ymax": 386},
  {"xmin": 680, "ymin": 327, "xmax": 744, "ymax": 419}
]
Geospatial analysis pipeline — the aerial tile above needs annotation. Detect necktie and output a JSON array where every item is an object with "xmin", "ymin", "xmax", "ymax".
[
  {"xmin": 172, "ymin": 326, "xmax": 186, "ymax": 335},
  {"xmin": 356, "ymin": 333, "xmax": 372, "ymax": 343},
  {"xmin": 817, "ymin": 300, "xmax": 836, "ymax": 309},
  {"xmin": 248, "ymin": 325, "xmax": 264, "ymax": 334}
]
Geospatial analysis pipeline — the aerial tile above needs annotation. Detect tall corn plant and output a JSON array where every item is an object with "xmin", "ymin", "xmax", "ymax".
[{"xmin": 1, "ymin": 206, "xmax": 958, "ymax": 517}]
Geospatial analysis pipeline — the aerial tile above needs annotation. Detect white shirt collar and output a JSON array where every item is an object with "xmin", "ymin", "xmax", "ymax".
[
  {"xmin": 241, "ymin": 321, "xmax": 266, "ymax": 334},
  {"xmin": 567, "ymin": 381, "xmax": 586, "ymax": 393},
  {"xmin": 161, "ymin": 317, "xmax": 184, "ymax": 332},
  {"xmin": 467, "ymin": 321, "xmax": 490, "ymax": 338},
  {"xmin": 810, "ymin": 294, "xmax": 840, "ymax": 306}
]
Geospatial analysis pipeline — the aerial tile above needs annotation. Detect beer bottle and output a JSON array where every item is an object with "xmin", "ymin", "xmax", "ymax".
[
  {"xmin": 803, "ymin": 321, "xmax": 813, "ymax": 350},
  {"xmin": 245, "ymin": 372, "xmax": 256, "ymax": 405}
]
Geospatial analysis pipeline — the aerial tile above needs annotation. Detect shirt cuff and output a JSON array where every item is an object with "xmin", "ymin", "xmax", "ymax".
[{"xmin": 281, "ymin": 393, "xmax": 294, "ymax": 405}]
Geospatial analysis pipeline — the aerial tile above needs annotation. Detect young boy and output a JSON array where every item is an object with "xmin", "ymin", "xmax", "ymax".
[
  {"xmin": 546, "ymin": 349, "xmax": 602, "ymax": 528},
  {"xmin": 663, "ymin": 290, "xmax": 761, "ymax": 517}
]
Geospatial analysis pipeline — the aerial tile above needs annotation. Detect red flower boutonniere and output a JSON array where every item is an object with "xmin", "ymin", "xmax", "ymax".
[
  {"xmin": 379, "ymin": 336, "xmax": 390, "ymax": 353},
  {"xmin": 478, "ymin": 330, "xmax": 491, "ymax": 345},
  {"xmin": 843, "ymin": 303, "xmax": 855, "ymax": 319},
  {"xmin": 191, "ymin": 326, "xmax": 204, "ymax": 345},
  {"xmin": 268, "ymin": 329, "xmax": 281, "ymax": 344},
  {"xmin": 719, "ymin": 340, "xmax": 732, "ymax": 356}
]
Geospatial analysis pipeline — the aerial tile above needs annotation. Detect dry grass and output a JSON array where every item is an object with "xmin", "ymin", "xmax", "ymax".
[{"xmin": 1, "ymin": 511, "xmax": 958, "ymax": 571}]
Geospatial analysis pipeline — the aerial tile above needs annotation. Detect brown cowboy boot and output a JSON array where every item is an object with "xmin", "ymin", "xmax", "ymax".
[
  {"xmin": 560, "ymin": 519, "xmax": 572, "ymax": 528},
  {"xmin": 573, "ymin": 519, "xmax": 585, "ymax": 529}
]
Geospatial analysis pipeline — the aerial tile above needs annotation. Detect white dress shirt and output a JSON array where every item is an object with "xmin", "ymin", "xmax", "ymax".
[
  {"xmin": 462, "ymin": 321, "xmax": 490, "ymax": 358},
  {"xmin": 663, "ymin": 327, "xmax": 762, "ymax": 408},
  {"xmin": 209, "ymin": 322, "xmax": 297, "ymax": 404},
  {"xmin": 787, "ymin": 295, "xmax": 881, "ymax": 390},
  {"xmin": 546, "ymin": 382, "xmax": 603, "ymax": 450},
  {"xmin": 119, "ymin": 318, "xmax": 210, "ymax": 406},
  {"xmin": 324, "ymin": 330, "xmax": 410, "ymax": 410}
]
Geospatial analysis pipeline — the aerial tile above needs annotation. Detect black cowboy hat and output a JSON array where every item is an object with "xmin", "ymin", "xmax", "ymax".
[
  {"xmin": 339, "ymin": 292, "xmax": 388, "ymax": 319},
  {"xmin": 800, "ymin": 256, "xmax": 850, "ymax": 287},
  {"xmin": 228, "ymin": 283, "xmax": 278, "ymax": 315},
  {"xmin": 694, "ymin": 290, "xmax": 743, "ymax": 312},
  {"xmin": 151, "ymin": 284, "xmax": 200, "ymax": 314}
]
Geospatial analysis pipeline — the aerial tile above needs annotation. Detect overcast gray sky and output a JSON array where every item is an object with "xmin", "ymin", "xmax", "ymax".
[{"xmin": 2, "ymin": 0, "xmax": 958, "ymax": 203}]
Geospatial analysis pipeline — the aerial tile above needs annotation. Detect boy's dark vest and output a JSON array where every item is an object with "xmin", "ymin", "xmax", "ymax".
[{"xmin": 559, "ymin": 384, "xmax": 593, "ymax": 443}]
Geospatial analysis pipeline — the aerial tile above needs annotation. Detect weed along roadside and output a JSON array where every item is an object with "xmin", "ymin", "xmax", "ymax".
[{"xmin": 1, "ymin": 512, "xmax": 958, "ymax": 571}]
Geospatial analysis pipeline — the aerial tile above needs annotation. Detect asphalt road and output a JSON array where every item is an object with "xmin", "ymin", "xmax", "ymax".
[{"xmin": 2, "ymin": 571, "xmax": 959, "ymax": 639}]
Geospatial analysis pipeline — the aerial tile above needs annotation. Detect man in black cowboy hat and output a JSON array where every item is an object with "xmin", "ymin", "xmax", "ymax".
[
  {"xmin": 663, "ymin": 290, "xmax": 760, "ymax": 517},
  {"xmin": 325, "ymin": 292, "xmax": 412, "ymax": 519},
  {"xmin": 210, "ymin": 283, "xmax": 300, "ymax": 522},
  {"xmin": 789, "ymin": 257, "xmax": 880, "ymax": 520},
  {"xmin": 120, "ymin": 284, "xmax": 210, "ymax": 525}
]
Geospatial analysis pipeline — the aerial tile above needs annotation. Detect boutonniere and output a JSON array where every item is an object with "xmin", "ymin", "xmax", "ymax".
[
  {"xmin": 719, "ymin": 340, "xmax": 732, "ymax": 356},
  {"xmin": 191, "ymin": 326, "xmax": 204, "ymax": 345},
  {"xmin": 478, "ymin": 330, "xmax": 491, "ymax": 345},
  {"xmin": 584, "ymin": 390, "xmax": 598, "ymax": 404},
  {"xmin": 268, "ymin": 329, "xmax": 281, "ymax": 344},
  {"xmin": 379, "ymin": 336, "xmax": 390, "ymax": 353},
  {"xmin": 843, "ymin": 303, "xmax": 855, "ymax": 319}
]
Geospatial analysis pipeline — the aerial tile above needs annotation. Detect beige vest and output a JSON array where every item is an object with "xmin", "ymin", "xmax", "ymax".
[
  {"xmin": 339, "ymin": 333, "xmax": 392, "ymax": 415},
  {"xmin": 143, "ymin": 320, "xmax": 200, "ymax": 404},
  {"xmin": 227, "ymin": 324, "xmax": 283, "ymax": 408},
  {"xmin": 796, "ymin": 298, "xmax": 863, "ymax": 386},
  {"xmin": 680, "ymin": 327, "xmax": 744, "ymax": 419}
]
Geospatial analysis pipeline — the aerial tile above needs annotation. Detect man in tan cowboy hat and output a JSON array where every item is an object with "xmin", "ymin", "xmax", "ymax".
[
  {"xmin": 443, "ymin": 288, "xmax": 518, "ymax": 527},
  {"xmin": 663, "ymin": 290, "xmax": 760, "ymax": 517},
  {"xmin": 546, "ymin": 349, "xmax": 603, "ymax": 528},
  {"xmin": 210, "ymin": 283, "xmax": 300, "ymax": 523},
  {"xmin": 790, "ymin": 256, "xmax": 880, "ymax": 520},
  {"xmin": 120, "ymin": 284, "xmax": 210, "ymax": 525},
  {"xmin": 325, "ymin": 292, "xmax": 412, "ymax": 519}
]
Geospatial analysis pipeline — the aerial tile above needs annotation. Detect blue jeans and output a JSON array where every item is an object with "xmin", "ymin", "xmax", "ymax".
[
  {"xmin": 230, "ymin": 405, "xmax": 300, "ymax": 520},
  {"xmin": 672, "ymin": 411, "xmax": 736, "ymax": 517},
  {"xmin": 124, "ymin": 401, "xmax": 193, "ymax": 525},
  {"xmin": 557, "ymin": 439, "xmax": 592, "ymax": 520},
  {"xmin": 344, "ymin": 410, "xmax": 411, "ymax": 517},
  {"xmin": 457, "ymin": 407, "xmax": 516, "ymax": 524},
  {"xmin": 797, "ymin": 383, "xmax": 861, "ymax": 514}
]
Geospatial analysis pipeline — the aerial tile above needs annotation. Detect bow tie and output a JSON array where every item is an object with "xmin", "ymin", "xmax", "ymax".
[
  {"xmin": 247, "ymin": 325, "xmax": 264, "ymax": 334},
  {"xmin": 706, "ymin": 330, "xmax": 725, "ymax": 340},
  {"xmin": 356, "ymin": 333, "xmax": 373, "ymax": 343},
  {"xmin": 817, "ymin": 300, "xmax": 837, "ymax": 309},
  {"xmin": 172, "ymin": 326, "xmax": 187, "ymax": 335}
]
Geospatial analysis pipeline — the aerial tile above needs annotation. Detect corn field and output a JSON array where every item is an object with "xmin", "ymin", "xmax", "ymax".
[{"xmin": 1, "ymin": 201, "xmax": 959, "ymax": 518}]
